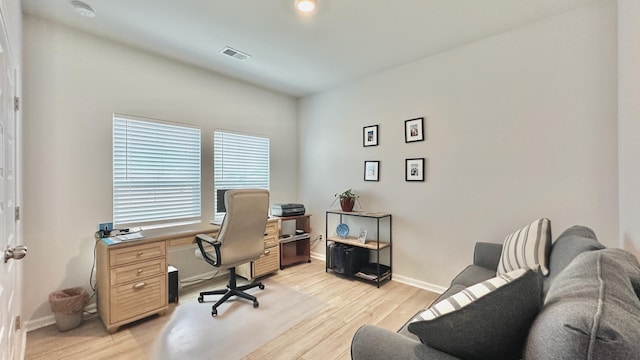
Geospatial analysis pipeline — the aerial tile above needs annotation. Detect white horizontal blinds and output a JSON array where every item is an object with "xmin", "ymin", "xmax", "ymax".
[
  {"xmin": 113, "ymin": 115, "xmax": 201, "ymax": 226},
  {"xmin": 214, "ymin": 130, "xmax": 270, "ymax": 216}
]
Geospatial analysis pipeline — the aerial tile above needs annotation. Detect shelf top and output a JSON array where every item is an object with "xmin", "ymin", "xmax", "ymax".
[
  {"xmin": 328, "ymin": 236, "xmax": 391, "ymax": 249},
  {"xmin": 326, "ymin": 210, "xmax": 391, "ymax": 218}
]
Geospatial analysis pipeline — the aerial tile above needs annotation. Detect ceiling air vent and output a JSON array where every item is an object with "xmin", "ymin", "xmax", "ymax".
[{"xmin": 220, "ymin": 46, "xmax": 251, "ymax": 61}]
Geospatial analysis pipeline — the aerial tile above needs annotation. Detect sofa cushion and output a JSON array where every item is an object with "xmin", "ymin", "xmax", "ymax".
[
  {"xmin": 544, "ymin": 225, "xmax": 604, "ymax": 293},
  {"xmin": 524, "ymin": 249, "xmax": 640, "ymax": 360},
  {"xmin": 450, "ymin": 264, "xmax": 496, "ymax": 287},
  {"xmin": 497, "ymin": 218, "xmax": 551, "ymax": 276},
  {"xmin": 352, "ymin": 325, "xmax": 461, "ymax": 360},
  {"xmin": 408, "ymin": 268, "xmax": 543, "ymax": 360}
]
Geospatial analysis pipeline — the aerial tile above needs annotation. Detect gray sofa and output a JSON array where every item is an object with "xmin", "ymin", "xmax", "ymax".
[{"xmin": 351, "ymin": 225, "xmax": 640, "ymax": 360}]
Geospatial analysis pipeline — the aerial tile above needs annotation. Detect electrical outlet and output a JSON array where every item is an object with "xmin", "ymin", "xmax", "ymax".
[{"xmin": 98, "ymin": 222, "xmax": 113, "ymax": 232}]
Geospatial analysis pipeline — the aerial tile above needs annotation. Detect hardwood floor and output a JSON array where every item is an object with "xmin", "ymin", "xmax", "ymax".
[{"xmin": 25, "ymin": 260, "xmax": 438, "ymax": 360}]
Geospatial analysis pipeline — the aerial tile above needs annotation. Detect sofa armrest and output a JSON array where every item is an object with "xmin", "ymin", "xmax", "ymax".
[
  {"xmin": 351, "ymin": 325, "xmax": 461, "ymax": 360},
  {"xmin": 473, "ymin": 242, "xmax": 503, "ymax": 271}
]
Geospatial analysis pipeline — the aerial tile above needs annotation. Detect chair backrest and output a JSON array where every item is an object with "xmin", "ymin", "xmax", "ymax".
[{"xmin": 217, "ymin": 189, "xmax": 270, "ymax": 267}]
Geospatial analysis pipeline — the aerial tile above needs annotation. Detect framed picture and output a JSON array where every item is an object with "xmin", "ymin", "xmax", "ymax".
[
  {"xmin": 364, "ymin": 160, "xmax": 379, "ymax": 181},
  {"xmin": 358, "ymin": 229, "xmax": 368, "ymax": 244},
  {"xmin": 404, "ymin": 117, "xmax": 424, "ymax": 143},
  {"xmin": 405, "ymin": 158, "xmax": 425, "ymax": 181},
  {"xmin": 363, "ymin": 125, "xmax": 379, "ymax": 147}
]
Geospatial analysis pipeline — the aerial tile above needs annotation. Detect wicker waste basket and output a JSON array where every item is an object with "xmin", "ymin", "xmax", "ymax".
[{"xmin": 48, "ymin": 287, "xmax": 89, "ymax": 332}]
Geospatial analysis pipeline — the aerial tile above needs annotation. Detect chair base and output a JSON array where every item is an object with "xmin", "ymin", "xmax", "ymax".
[{"xmin": 198, "ymin": 267, "xmax": 265, "ymax": 316}]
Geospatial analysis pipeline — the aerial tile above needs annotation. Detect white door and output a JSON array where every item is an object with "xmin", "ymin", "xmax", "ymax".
[{"xmin": 0, "ymin": 7, "xmax": 22, "ymax": 359}]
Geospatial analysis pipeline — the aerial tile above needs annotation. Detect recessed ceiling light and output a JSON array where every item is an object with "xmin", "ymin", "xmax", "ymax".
[
  {"xmin": 295, "ymin": 0, "xmax": 317, "ymax": 13},
  {"xmin": 71, "ymin": 1, "xmax": 96, "ymax": 18}
]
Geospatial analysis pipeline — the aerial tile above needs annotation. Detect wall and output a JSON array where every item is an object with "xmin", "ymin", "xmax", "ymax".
[
  {"xmin": 22, "ymin": 15, "xmax": 298, "ymax": 327},
  {"xmin": 299, "ymin": 0, "xmax": 618, "ymax": 289},
  {"xmin": 618, "ymin": 0, "xmax": 640, "ymax": 258}
]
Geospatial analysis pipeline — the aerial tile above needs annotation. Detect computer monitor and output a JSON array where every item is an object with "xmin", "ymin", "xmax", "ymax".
[{"xmin": 216, "ymin": 189, "xmax": 230, "ymax": 213}]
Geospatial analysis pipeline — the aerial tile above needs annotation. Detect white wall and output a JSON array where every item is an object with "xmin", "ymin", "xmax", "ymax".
[
  {"xmin": 21, "ymin": 15, "xmax": 298, "ymax": 326},
  {"xmin": 299, "ymin": 0, "xmax": 618, "ymax": 288},
  {"xmin": 618, "ymin": 0, "xmax": 640, "ymax": 258}
]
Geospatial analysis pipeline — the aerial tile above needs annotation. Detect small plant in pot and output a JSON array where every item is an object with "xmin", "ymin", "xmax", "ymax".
[{"xmin": 334, "ymin": 189, "xmax": 358, "ymax": 212}]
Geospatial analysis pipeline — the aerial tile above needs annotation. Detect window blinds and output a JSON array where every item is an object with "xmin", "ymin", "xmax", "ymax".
[
  {"xmin": 214, "ymin": 130, "xmax": 270, "ymax": 216},
  {"xmin": 113, "ymin": 115, "xmax": 201, "ymax": 225}
]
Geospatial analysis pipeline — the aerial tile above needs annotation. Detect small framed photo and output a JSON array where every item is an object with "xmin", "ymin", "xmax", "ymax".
[
  {"xmin": 363, "ymin": 125, "xmax": 379, "ymax": 147},
  {"xmin": 404, "ymin": 117, "xmax": 424, "ymax": 143},
  {"xmin": 405, "ymin": 158, "xmax": 425, "ymax": 181},
  {"xmin": 364, "ymin": 160, "xmax": 380, "ymax": 181},
  {"xmin": 358, "ymin": 229, "xmax": 368, "ymax": 244}
]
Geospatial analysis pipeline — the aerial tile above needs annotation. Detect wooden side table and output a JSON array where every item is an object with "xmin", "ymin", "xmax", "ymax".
[{"xmin": 276, "ymin": 214, "xmax": 312, "ymax": 269}]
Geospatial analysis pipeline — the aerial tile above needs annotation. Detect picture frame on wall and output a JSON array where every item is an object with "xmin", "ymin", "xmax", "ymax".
[
  {"xmin": 404, "ymin": 117, "xmax": 424, "ymax": 143},
  {"xmin": 364, "ymin": 160, "xmax": 380, "ymax": 181},
  {"xmin": 363, "ymin": 125, "xmax": 379, "ymax": 147},
  {"xmin": 405, "ymin": 158, "xmax": 425, "ymax": 181}
]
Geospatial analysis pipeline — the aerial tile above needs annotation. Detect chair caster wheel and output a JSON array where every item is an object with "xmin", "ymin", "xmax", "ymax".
[
  {"xmin": 253, "ymin": 300, "xmax": 259, "ymax": 308},
  {"xmin": 258, "ymin": 284, "xmax": 265, "ymax": 290},
  {"xmin": 198, "ymin": 296, "xmax": 204, "ymax": 303},
  {"xmin": 211, "ymin": 308, "xmax": 217, "ymax": 317}
]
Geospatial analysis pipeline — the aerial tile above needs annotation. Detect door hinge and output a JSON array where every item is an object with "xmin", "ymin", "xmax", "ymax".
[
  {"xmin": 15, "ymin": 316, "xmax": 21, "ymax": 331},
  {"xmin": 15, "ymin": 206, "xmax": 20, "ymax": 221},
  {"xmin": 14, "ymin": 96, "xmax": 19, "ymax": 112}
]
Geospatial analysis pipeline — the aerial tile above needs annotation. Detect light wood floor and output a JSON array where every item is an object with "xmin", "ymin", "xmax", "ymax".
[{"xmin": 25, "ymin": 260, "xmax": 438, "ymax": 360}]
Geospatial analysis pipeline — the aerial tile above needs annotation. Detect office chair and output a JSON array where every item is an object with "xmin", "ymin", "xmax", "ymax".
[{"xmin": 194, "ymin": 189, "xmax": 269, "ymax": 316}]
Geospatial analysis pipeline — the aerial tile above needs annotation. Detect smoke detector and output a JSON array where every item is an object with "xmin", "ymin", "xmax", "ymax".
[
  {"xmin": 220, "ymin": 47, "xmax": 251, "ymax": 61},
  {"xmin": 72, "ymin": 1, "xmax": 96, "ymax": 18}
]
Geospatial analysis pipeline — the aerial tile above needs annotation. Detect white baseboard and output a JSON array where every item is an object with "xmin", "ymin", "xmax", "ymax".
[
  {"xmin": 24, "ymin": 303, "xmax": 98, "ymax": 332},
  {"xmin": 24, "ymin": 259, "xmax": 445, "ymax": 333},
  {"xmin": 310, "ymin": 251, "xmax": 445, "ymax": 294},
  {"xmin": 391, "ymin": 274, "xmax": 446, "ymax": 294}
]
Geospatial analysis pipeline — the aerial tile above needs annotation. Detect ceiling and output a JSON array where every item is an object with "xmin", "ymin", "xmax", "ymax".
[{"xmin": 22, "ymin": 0, "xmax": 598, "ymax": 97}]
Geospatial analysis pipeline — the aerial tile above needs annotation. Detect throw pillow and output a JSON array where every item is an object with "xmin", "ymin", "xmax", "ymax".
[
  {"xmin": 497, "ymin": 218, "xmax": 551, "ymax": 276},
  {"xmin": 408, "ymin": 268, "xmax": 543, "ymax": 360}
]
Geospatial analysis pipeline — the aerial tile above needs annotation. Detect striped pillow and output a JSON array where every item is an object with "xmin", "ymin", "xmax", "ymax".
[
  {"xmin": 413, "ymin": 268, "xmax": 528, "ymax": 321},
  {"xmin": 497, "ymin": 218, "xmax": 551, "ymax": 276}
]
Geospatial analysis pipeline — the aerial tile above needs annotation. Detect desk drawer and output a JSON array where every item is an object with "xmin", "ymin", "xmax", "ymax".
[
  {"xmin": 110, "ymin": 258, "xmax": 167, "ymax": 286},
  {"xmin": 264, "ymin": 234, "xmax": 278, "ymax": 248},
  {"xmin": 109, "ymin": 242, "xmax": 166, "ymax": 267},
  {"xmin": 265, "ymin": 221, "xmax": 278, "ymax": 236},
  {"xmin": 253, "ymin": 246, "xmax": 280, "ymax": 277},
  {"xmin": 110, "ymin": 275, "xmax": 167, "ymax": 324}
]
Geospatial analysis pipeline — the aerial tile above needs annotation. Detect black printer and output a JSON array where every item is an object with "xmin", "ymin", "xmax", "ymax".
[{"xmin": 271, "ymin": 203, "xmax": 305, "ymax": 217}]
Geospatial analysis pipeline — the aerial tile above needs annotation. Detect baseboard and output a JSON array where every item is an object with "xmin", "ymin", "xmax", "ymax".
[
  {"xmin": 309, "ymin": 251, "xmax": 445, "ymax": 294},
  {"xmin": 24, "ymin": 260, "xmax": 444, "ymax": 332},
  {"xmin": 24, "ymin": 303, "xmax": 98, "ymax": 332},
  {"xmin": 177, "ymin": 269, "xmax": 227, "ymax": 289},
  {"xmin": 310, "ymin": 251, "xmax": 325, "ymax": 262},
  {"xmin": 391, "ymin": 274, "xmax": 446, "ymax": 294}
]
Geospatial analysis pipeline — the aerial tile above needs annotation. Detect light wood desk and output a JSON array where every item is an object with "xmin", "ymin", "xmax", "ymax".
[
  {"xmin": 96, "ymin": 223, "xmax": 220, "ymax": 333},
  {"xmin": 96, "ymin": 218, "xmax": 280, "ymax": 333}
]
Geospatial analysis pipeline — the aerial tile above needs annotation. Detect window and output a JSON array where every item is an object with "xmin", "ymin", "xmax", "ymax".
[
  {"xmin": 113, "ymin": 114, "xmax": 201, "ymax": 226},
  {"xmin": 214, "ymin": 130, "xmax": 270, "ymax": 219}
]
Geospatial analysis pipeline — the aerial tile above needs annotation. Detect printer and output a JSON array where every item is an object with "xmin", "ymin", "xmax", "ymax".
[{"xmin": 271, "ymin": 203, "xmax": 305, "ymax": 217}]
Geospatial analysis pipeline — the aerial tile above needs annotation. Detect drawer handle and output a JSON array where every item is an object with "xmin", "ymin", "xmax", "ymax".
[
  {"xmin": 137, "ymin": 269, "xmax": 143, "ymax": 274},
  {"xmin": 137, "ymin": 251, "xmax": 143, "ymax": 256},
  {"xmin": 264, "ymin": 250, "xmax": 270, "ymax": 255},
  {"xmin": 133, "ymin": 282, "xmax": 146, "ymax": 289}
]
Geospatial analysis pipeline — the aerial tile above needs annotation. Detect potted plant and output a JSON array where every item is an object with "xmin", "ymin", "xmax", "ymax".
[{"xmin": 334, "ymin": 189, "xmax": 358, "ymax": 212}]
